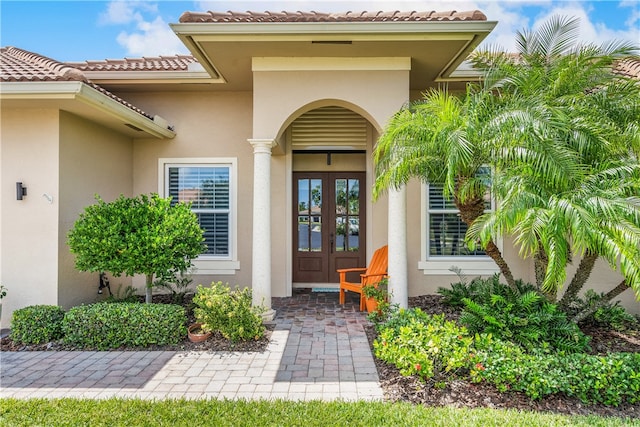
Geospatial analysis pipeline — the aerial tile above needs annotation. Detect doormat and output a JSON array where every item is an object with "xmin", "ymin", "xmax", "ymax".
[{"xmin": 312, "ymin": 287, "xmax": 339, "ymax": 293}]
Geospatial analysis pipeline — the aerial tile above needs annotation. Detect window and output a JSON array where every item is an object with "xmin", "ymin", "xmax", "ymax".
[
  {"xmin": 427, "ymin": 183, "xmax": 489, "ymax": 257},
  {"xmin": 160, "ymin": 158, "xmax": 239, "ymax": 274},
  {"xmin": 420, "ymin": 168, "xmax": 499, "ymax": 275}
]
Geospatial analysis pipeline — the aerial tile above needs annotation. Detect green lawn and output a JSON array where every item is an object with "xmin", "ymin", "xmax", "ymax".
[{"xmin": 1, "ymin": 398, "xmax": 637, "ymax": 426}]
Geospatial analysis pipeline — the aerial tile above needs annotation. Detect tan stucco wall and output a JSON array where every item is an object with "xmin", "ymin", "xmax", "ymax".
[
  {"xmin": 58, "ymin": 111, "xmax": 133, "ymax": 309},
  {"xmin": 127, "ymin": 91, "xmax": 255, "ymax": 292},
  {"xmin": 1, "ymin": 109, "xmax": 60, "ymax": 326}
]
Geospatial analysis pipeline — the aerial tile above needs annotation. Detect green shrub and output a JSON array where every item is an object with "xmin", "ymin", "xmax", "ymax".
[
  {"xmin": 373, "ymin": 308, "xmax": 473, "ymax": 381},
  {"xmin": 447, "ymin": 276, "xmax": 589, "ymax": 352},
  {"xmin": 192, "ymin": 282, "xmax": 265, "ymax": 342},
  {"xmin": 437, "ymin": 276, "xmax": 485, "ymax": 307},
  {"xmin": 568, "ymin": 290, "xmax": 638, "ymax": 331},
  {"xmin": 10, "ymin": 305, "xmax": 66, "ymax": 344},
  {"xmin": 62, "ymin": 302, "xmax": 186, "ymax": 349},
  {"xmin": 470, "ymin": 335, "xmax": 640, "ymax": 406}
]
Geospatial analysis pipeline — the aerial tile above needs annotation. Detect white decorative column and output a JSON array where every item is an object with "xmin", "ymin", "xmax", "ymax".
[
  {"xmin": 249, "ymin": 138, "xmax": 277, "ymax": 320},
  {"xmin": 388, "ymin": 186, "xmax": 408, "ymax": 308}
]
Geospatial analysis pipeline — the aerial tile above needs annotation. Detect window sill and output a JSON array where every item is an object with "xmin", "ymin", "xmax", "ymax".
[
  {"xmin": 192, "ymin": 259, "xmax": 240, "ymax": 275},
  {"xmin": 418, "ymin": 258, "xmax": 499, "ymax": 276}
]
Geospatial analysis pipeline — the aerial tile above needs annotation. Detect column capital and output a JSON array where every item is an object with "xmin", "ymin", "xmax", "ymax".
[{"xmin": 248, "ymin": 138, "xmax": 277, "ymax": 154}]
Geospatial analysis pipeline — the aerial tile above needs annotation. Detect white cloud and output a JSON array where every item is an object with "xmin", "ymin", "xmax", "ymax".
[
  {"xmin": 100, "ymin": 0, "xmax": 157, "ymax": 25},
  {"xmin": 116, "ymin": 15, "xmax": 188, "ymax": 56},
  {"xmin": 102, "ymin": 1, "xmax": 187, "ymax": 57}
]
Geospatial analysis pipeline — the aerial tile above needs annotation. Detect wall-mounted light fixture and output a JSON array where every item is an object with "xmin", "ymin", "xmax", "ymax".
[{"xmin": 16, "ymin": 182, "xmax": 27, "ymax": 200}]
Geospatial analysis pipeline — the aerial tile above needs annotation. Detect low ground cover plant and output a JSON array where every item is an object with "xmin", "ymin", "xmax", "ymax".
[
  {"xmin": 62, "ymin": 302, "xmax": 186, "ymax": 349},
  {"xmin": 470, "ymin": 335, "xmax": 640, "ymax": 405},
  {"xmin": 10, "ymin": 305, "xmax": 66, "ymax": 344},
  {"xmin": 193, "ymin": 282, "xmax": 265, "ymax": 342},
  {"xmin": 373, "ymin": 308, "xmax": 473, "ymax": 382}
]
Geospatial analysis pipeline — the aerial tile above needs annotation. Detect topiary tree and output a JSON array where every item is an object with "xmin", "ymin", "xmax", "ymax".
[{"xmin": 68, "ymin": 194, "xmax": 205, "ymax": 303}]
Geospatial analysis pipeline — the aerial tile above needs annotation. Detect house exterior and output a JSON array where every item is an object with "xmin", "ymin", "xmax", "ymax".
[{"xmin": 1, "ymin": 10, "xmax": 638, "ymax": 325}]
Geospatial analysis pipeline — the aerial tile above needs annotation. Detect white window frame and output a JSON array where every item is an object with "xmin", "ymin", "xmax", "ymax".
[
  {"xmin": 418, "ymin": 181, "xmax": 500, "ymax": 276},
  {"xmin": 159, "ymin": 158, "xmax": 239, "ymax": 274}
]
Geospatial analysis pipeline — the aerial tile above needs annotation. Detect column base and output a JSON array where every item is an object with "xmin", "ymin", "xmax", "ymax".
[{"xmin": 261, "ymin": 308, "xmax": 276, "ymax": 322}]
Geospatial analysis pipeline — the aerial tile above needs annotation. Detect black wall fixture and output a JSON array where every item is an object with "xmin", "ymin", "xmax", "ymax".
[{"xmin": 16, "ymin": 182, "xmax": 27, "ymax": 200}]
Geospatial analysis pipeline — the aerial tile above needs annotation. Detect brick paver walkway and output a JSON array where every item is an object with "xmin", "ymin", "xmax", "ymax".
[{"xmin": 0, "ymin": 290, "xmax": 383, "ymax": 401}]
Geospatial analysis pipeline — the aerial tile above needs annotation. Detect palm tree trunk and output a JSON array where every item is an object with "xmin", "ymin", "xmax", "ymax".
[
  {"xmin": 534, "ymin": 248, "xmax": 552, "ymax": 297},
  {"xmin": 571, "ymin": 280, "xmax": 629, "ymax": 324},
  {"xmin": 457, "ymin": 195, "xmax": 517, "ymax": 290},
  {"xmin": 484, "ymin": 240, "xmax": 517, "ymax": 289},
  {"xmin": 558, "ymin": 251, "xmax": 599, "ymax": 310}
]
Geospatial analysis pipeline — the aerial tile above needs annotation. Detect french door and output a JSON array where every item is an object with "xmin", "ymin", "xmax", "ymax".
[{"xmin": 293, "ymin": 172, "xmax": 366, "ymax": 283}]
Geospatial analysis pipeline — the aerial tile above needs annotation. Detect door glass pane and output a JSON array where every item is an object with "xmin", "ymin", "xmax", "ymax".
[
  {"xmin": 348, "ymin": 179, "xmax": 359, "ymax": 215},
  {"xmin": 335, "ymin": 217, "xmax": 346, "ymax": 251},
  {"xmin": 347, "ymin": 217, "xmax": 359, "ymax": 251},
  {"xmin": 298, "ymin": 178, "xmax": 322, "ymax": 252},
  {"xmin": 310, "ymin": 179, "xmax": 322, "ymax": 252},
  {"xmin": 335, "ymin": 179, "xmax": 347, "ymax": 214}
]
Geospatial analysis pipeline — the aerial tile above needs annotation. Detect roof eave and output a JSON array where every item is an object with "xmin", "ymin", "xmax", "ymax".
[
  {"xmin": 0, "ymin": 81, "xmax": 176, "ymax": 139},
  {"xmin": 171, "ymin": 20, "xmax": 497, "ymax": 82}
]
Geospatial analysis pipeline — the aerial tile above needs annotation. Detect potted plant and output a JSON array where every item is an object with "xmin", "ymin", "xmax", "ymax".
[
  {"xmin": 362, "ymin": 278, "xmax": 388, "ymax": 314},
  {"xmin": 187, "ymin": 322, "xmax": 212, "ymax": 343}
]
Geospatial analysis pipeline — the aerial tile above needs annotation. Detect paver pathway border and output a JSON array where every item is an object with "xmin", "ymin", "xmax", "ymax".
[{"xmin": 0, "ymin": 290, "xmax": 384, "ymax": 401}]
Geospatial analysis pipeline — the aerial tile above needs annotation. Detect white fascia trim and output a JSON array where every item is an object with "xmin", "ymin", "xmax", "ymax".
[
  {"xmin": 252, "ymin": 57, "xmax": 411, "ymax": 71},
  {"xmin": 171, "ymin": 21, "xmax": 497, "ymax": 38},
  {"xmin": 82, "ymin": 70, "xmax": 215, "ymax": 83},
  {"xmin": 0, "ymin": 81, "xmax": 176, "ymax": 139}
]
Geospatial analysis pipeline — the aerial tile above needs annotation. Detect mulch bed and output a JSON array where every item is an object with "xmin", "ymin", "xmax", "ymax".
[{"xmin": 365, "ymin": 295, "xmax": 640, "ymax": 420}]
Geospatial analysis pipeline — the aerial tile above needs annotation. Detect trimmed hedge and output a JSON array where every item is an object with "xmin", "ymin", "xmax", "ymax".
[
  {"xmin": 10, "ymin": 305, "xmax": 66, "ymax": 344},
  {"xmin": 62, "ymin": 302, "xmax": 187, "ymax": 350},
  {"xmin": 470, "ymin": 337, "xmax": 640, "ymax": 406}
]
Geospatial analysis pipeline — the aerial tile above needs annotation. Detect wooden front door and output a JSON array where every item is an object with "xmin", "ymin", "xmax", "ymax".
[{"xmin": 293, "ymin": 172, "xmax": 366, "ymax": 283}]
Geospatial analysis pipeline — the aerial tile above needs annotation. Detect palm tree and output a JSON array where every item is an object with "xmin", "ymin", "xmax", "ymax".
[
  {"xmin": 373, "ymin": 86, "xmax": 517, "ymax": 288},
  {"xmin": 467, "ymin": 16, "xmax": 640, "ymax": 311}
]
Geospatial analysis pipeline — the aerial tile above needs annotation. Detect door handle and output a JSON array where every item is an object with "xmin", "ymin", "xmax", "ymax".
[{"xmin": 330, "ymin": 232, "xmax": 334, "ymax": 254}]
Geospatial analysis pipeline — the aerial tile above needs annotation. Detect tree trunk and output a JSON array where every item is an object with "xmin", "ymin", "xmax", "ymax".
[
  {"xmin": 534, "ymin": 247, "xmax": 556, "ymax": 301},
  {"xmin": 558, "ymin": 251, "xmax": 599, "ymax": 310},
  {"xmin": 456, "ymin": 194, "xmax": 517, "ymax": 290},
  {"xmin": 145, "ymin": 273, "xmax": 153, "ymax": 304},
  {"xmin": 484, "ymin": 240, "xmax": 517, "ymax": 290},
  {"xmin": 571, "ymin": 280, "xmax": 629, "ymax": 324}
]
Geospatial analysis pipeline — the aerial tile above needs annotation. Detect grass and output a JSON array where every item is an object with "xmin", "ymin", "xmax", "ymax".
[{"xmin": 1, "ymin": 398, "xmax": 637, "ymax": 426}]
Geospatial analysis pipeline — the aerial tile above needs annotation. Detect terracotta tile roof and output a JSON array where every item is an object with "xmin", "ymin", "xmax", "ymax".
[
  {"xmin": 615, "ymin": 58, "xmax": 640, "ymax": 79},
  {"xmin": 1, "ymin": 46, "xmax": 153, "ymax": 120},
  {"xmin": 1, "ymin": 46, "xmax": 86, "ymax": 82},
  {"xmin": 179, "ymin": 10, "xmax": 487, "ymax": 23},
  {"xmin": 66, "ymin": 55, "xmax": 198, "ymax": 72}
]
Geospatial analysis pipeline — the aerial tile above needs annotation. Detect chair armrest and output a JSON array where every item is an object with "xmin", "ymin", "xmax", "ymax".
[
  {"xmin": 337, "ymin": 267, "xmax": 367, "ymax": 273},
  {"xmin": 360, "ymin": 273, "xmax": 388, "ymax": 282}
]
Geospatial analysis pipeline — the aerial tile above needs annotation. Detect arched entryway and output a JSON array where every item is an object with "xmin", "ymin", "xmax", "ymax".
[{"xmin": 289, "ymin": 106, "xmax": 371, "ymax": 288}]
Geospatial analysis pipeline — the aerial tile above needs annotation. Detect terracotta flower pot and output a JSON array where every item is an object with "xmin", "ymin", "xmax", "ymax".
[
  {"xmin": 365, "ymin": 297, "xmax": 379, "ymax": 313},
  {"xmin": 187, "ymin": 323, "xmax": 212, "ymax": 343}
]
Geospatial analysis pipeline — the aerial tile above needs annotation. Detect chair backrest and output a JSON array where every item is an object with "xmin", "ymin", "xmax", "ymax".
[{"xmin": 364, "ymin": 245, "xmax": 388, "ymax": 285}]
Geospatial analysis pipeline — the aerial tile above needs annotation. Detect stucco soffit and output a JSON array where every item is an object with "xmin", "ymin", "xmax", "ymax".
[
  {"xmin": 1, "ymin": 82, "xmax": 175, "ymax": 139},
  {"xmin": 252, "ymin": 57, "xmax": 411, "ymax": 71}
]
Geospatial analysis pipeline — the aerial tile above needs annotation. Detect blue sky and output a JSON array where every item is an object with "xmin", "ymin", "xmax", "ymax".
[{"xmin": 1, "ymin": 1, "xmax": 638, "ymax": 62}]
